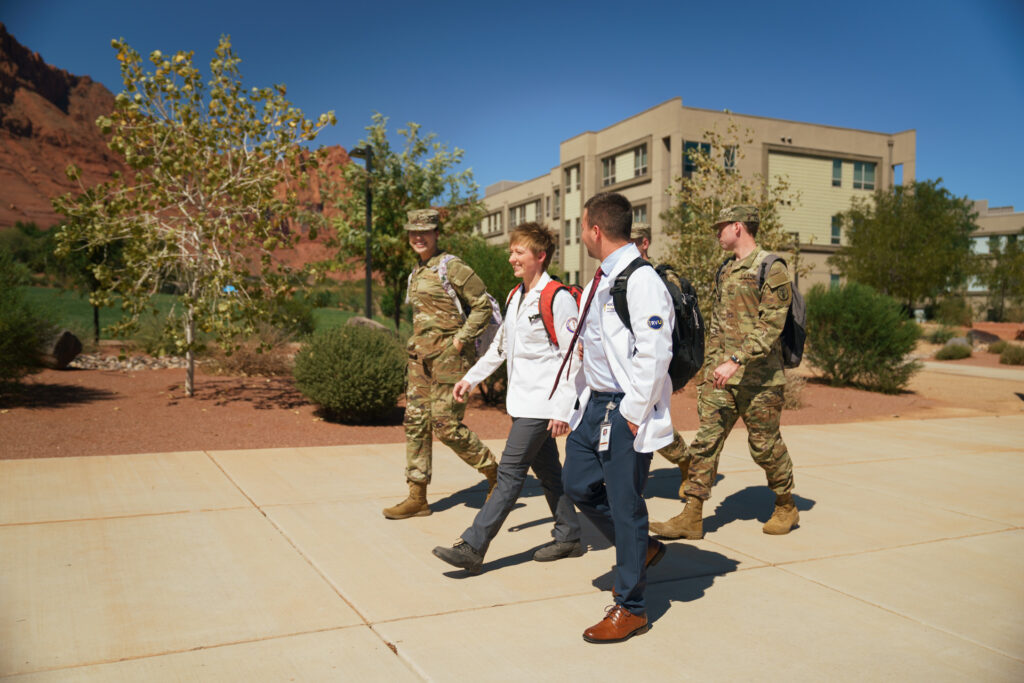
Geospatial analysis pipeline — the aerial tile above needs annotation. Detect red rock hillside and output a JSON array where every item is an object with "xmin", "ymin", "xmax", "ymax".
[{"xmin": 0, "ymin": 22, "xmax": 125, "ymax": 229}]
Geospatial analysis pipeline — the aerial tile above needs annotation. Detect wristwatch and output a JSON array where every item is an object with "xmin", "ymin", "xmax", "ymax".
[{"xmin": 729, "ymin": 354, "xmax": 741, "ymax": 364}]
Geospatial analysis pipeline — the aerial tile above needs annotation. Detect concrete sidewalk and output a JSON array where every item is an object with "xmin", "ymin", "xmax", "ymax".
[
  {"xmin": 2, "ymin": 415, "xmax": 1023, "ymax": 681},
  {"xmin": 920, "ymin": 361, "xmax": 1024, "ymax": 382}
]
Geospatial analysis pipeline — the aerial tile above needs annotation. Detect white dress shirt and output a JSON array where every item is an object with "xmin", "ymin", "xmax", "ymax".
[
  {"xmin": 570, "ymin": 242, "xmax": 676, "ymax": 452},
  {"xmin": 461, "ymin": 271, "xmax": 580, "ymax": 421}
]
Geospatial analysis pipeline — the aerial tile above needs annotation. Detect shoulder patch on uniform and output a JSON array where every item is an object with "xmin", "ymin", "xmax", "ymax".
[
  {"xmin": 566, "ymin": 317, "xmax": 577, "ymax": 333},
  {"xmin": 765, "ymin": 263, "xmax": 790, "ymax": 290},
  {"xmin": 445, "ymin": 258, "xmax": 474, "ymax": 286},
  {"xmin": 647, "ymin": 315, "xmax": 664, "ymax": 330}
]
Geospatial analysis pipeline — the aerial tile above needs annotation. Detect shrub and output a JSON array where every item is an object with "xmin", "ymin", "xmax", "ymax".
[
  {"xmin": 805, "ymin": 282, "xmax": 922, "ymax": 393},
  {"xmin": 293, "ymin": 324, "xmax": 406, "ymax": 422},
  {"xmin": 988, "ymin": 340, "xmax": 1008, "ymax": 354},
  {"xmin": 1000, "ymin": 344, "xmax": 1024, "ymax": 366},
  {"xmin": 935, "ymin": 344, "xmax": 971, "ymax": 360},
  {"xmin": 935, "ymin": 296, "xmax": 972, "ymax": 327},
  {"xmin": 0, "ymin": 250, "xmax": 56, "ymax": 390},
  {"xmin": 925, "ymin": 326, "xmax": 956, "ymax": 344}
]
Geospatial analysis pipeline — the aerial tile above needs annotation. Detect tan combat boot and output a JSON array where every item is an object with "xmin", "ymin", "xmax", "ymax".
[
  {"xmin": 382, "ymin": 480, "xmax": 431, "ymax": 520},
  {"xmin": 649, "ymin": 496, "xmax": 704, "ymax": 539},
  {"xmin": 677, "ymin": 456, "xmax": 691, "ymax": 499},
  {"xmin": 763, "ymin": 493, "xmax": 799, "ymax": 535},
  {"xmin": 481, "ymin": 464, "xmax": 498, "ymax": 501}
]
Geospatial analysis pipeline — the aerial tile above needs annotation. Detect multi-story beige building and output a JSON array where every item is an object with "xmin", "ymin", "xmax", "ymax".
[
  {"xmin": 966, "ymin": 200, "xmax": 1023, "ymax": 316},
  {"xmin": 476, "ymin": 97, "xmax": 916, "ymax": 290}
]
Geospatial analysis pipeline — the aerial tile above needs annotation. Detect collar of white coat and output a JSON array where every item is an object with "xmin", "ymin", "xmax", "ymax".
[{"xmin": 598, "ymin": 242, "xmax": 641, "ymax": 283}]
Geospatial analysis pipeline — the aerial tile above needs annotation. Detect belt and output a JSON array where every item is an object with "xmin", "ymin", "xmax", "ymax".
[{"xmin": 590, "ymin": 391, "xmax": 625, "ymax": 402}]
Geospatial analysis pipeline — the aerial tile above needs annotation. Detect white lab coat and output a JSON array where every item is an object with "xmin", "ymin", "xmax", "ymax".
[
  {"xmin": 570, "ymin": 243, "xmax": 675, "ymax": 453},
  {"xmin": 461, "ymin": 271, "xmax": 580, "ymax": 421}
]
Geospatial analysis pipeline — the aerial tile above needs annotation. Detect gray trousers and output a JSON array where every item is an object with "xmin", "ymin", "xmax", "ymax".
[{"xmin": 461, "ymin": 417, "xmax": 581, "ymax": 556}]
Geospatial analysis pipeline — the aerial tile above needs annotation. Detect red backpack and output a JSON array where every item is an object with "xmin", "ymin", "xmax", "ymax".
[{"xmin": 505, "ymin": 278, "xmax": 583, "ymax": 348}]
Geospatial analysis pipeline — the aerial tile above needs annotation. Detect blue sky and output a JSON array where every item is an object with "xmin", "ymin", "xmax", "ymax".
[{"xmin": 5, "ymin": 0, "xmax": 1023, "ymax": 208}]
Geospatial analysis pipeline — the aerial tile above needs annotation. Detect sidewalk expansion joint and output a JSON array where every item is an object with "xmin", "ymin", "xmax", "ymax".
[{"xmin": 0, "ymin": 506, "xmax": 250, "ymax": 528}]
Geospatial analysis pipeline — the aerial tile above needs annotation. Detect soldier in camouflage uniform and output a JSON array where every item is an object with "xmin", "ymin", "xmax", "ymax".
[
  {"xmin": 382, "ymin": 209, "xmax": 498, "ymax": 520},
  {"xmin": 631, "ymin": 223, "xmax": 690, "ymax": 498},
  {"xmin": 649, "ymin": 206, "xmax": 799, "ymax": 539}
]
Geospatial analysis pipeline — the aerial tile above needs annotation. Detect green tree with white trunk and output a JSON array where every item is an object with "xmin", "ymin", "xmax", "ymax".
[{"xmin": 53, "ymin": 36, "xmax": 335, "ymax": 396}]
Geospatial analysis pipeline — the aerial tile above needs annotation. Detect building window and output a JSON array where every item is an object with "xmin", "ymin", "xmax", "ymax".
[
  {"xmin": 564, "ymin": 219, "xmax": 571, "ymax": 245},
  {"xmin": 724, "ymin": 145, "xmax": 737, "ymax": 173},
  {"xmin": 633, "ymin": 205, "xmax": 648, "ymax": 225},
  {"xmin": 683, "ymin": 141, "xmax": 710, "ymax": 177},
  {"xmin": 575, "ymin": 217, "xmax": 581, "ymax": 241},
  {"xmin": 545, "ymin": 196, "xmax": 550, "ymax": 217},
  {"xmin": 552, "ymin": 188, "xmax": 560, "ymax": 218},
  {"xmin": 565, "ymin": 165, "xmax": 580, "ymax": 193},
  {"xmin": 480, "ymin": 211, "xmax": 502, "ymax": 235},
  {"xmin": 831, "ymin": 215, "xmax": 841, "ymax": 245},
  {"xmin": 574, "ymin": 270, "xmax": 579, "ymax": 285},
  {"xmin": 634, "ymin": 144, "xmax": 648, "ymax": 177},
  {"xmin": 602, "ymin": 157, "xmax": 616, "ymax": 186},
  {"xmin": 853, "ymin": 162, "xmax": 875, "ymax": 190},
  {"xmin": 830, "ymin": 273, "xmax": 840, "ymax": 289},
  {"xmin": 832, "ymin": 159, "xmax": 842, "ymax": 187}
]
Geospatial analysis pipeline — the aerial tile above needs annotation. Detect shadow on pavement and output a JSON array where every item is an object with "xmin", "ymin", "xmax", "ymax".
[
  {"xmin": 704, "ymin": 486, "xmax": 816, "ymax": 533},
  {"xmin": 0, "ymin": 380, "xmax": 116, "ymax": 409}
]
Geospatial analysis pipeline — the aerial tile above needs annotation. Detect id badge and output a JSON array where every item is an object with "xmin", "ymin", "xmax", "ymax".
[{"xmin": 598, "ymin": 420, "xmax": 611, "ymax": 452}]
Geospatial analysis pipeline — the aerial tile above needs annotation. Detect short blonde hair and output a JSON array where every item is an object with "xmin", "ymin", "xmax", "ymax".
[{"xmin": 509, "ymin": 222, "xmax": 556, "ymax": 271}]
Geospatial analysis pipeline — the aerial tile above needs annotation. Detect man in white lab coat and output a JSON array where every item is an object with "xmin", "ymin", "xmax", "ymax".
[
  {"xmin": 432, "ymin": 222, "xmax": 583, "ymax": 574},
  {"xmin": 560, "ymin": 192, "xmax": 676, "ymax": 643}
]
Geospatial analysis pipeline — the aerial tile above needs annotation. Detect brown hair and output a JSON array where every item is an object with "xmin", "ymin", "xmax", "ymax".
[
  {"xmin": 583, "ymin": 192, "xmax": 632, "ymax": 241},
  {"xmin": 509, "ymin": 222, "xmax": 556, "ymax": 271}
]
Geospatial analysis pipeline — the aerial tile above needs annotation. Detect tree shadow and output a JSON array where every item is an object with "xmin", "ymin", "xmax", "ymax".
[
  {"xmin": 703, "ymin": 486, "xmax": 816, "ymax": 534},
  {"xmin": 0, "ymin": 380, "xmax": 116, "ymax": 409},
  {"xmin": 312, "ymin": 405, "xmax": 405, "ymax": 427}
]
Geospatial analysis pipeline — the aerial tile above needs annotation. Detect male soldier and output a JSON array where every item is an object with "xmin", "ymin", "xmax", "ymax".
[
  {"xmin": 630, "ymin": 223, "xmax": 690, "ymax": 497},
  {"xmin": 561, "ymin": 193, "xmax": 675, "ymax": 643},
  {"xmin": 649, "ymin": 206, "xmax": 798, "ymax": 540},
  {"xmin": 382, "ymin": 209, "xmax": 498, "ymax": 520}
]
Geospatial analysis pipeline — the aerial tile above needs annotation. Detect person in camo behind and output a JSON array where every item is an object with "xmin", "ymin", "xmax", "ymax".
[
  {"xmin": 630, "ymin": 222, "xmax": 691, "ymax": 499},
  {"xmin": 382, "ymin": 209, "xmax": 498, "ymax": 520},
  {"xmin": 649, "ymin": 205, "xmax": 799, "ymax": 540},
  {"xmin": 432, "ymin": 222, "xmax": 583, "ymax": 574}
]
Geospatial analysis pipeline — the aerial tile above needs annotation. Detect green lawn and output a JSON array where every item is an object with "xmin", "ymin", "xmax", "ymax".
[{"xmin": 20, "ymin": 285, "xmax": 411, "ymax": 343}]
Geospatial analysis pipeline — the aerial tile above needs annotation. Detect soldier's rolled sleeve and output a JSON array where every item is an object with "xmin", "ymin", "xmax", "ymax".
[
  {"xmin": 738, "ymin": 261, "xmax": 790, "ymax": 363},
  {"xmin": 447, "ymin": 261, "xmax": 492, "ymax": 346}
]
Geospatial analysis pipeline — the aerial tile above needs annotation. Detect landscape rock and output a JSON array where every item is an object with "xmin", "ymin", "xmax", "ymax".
[
  {"xmin": 967, "ymin": 329, "xmax": 1000, "ymax": 344},
  {"xmin": 346, "ymin": 316, "xmax": 393, "ymax": 335},
  {"xmin": 945, "ymin": 337, "xmax": 971, "ymax": 348},
  {"xmin": 42, "ymin": 329, "xmax": 82, "ymax": 369}
]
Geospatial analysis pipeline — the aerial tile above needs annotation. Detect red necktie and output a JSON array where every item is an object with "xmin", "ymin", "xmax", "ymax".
[{"xmin": 548, "ymin": 268, "xmax": 603, "ymax": 399}]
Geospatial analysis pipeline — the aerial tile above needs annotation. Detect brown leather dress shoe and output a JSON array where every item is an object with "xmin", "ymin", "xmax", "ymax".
[{"xmin": 582, "ymin": 605, "xmax": 650, "ymax": 643}]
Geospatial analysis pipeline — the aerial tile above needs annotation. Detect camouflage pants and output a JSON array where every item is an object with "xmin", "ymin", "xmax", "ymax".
[
  {"xmin": 683, "ymin": 383, "xmax": 794, "ymax": 501},
  {"xmin": 404, "ymin": 349, "xmax": 496, "ymax": 485},
  {"xmin": 657, "ymin": 431, "xmax": 689, "ymax": 466}
]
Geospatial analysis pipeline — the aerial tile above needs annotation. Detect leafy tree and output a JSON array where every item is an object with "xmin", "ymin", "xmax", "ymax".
[
  {"xmin": 0, "ymin": 250, "xmax": 55, "ymax": 392},
  {"xmin": 828, "ymin": 179, "xmax": 977, "ymax": 311},
  {"xmin": 976, "ymin": 231, "xmax": 1024, "ymax": 321},
  {"xmin": 660, "ymin": 118, "xmax": 803, "ymax": 303},
  {"xmin": 52, "ymin": 36, "xmax": 335, "ymax": 396},
  {"xmin": 324, "ymin": 113, "xmax": 485, "ymax": 331}
]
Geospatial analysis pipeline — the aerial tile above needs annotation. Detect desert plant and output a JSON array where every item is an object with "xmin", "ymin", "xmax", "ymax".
[
  {"xmin": 988, "ymin": 340, "xmax": 1008, "ymax": 354},
  {"xmin": 935, "ymin": 296, "xmax": 973, "ymax": 327},
  {"xmin": 0, "ymin": 251, "xmax": 56, "ymax": 390},
  {"xmin": 925, "ymin": 326, "xmax": 956, "ymax": 344},
  {"xmin": 805, "ymin": 282, "xmax": 922, "ymax": 393},
  {"xmin": 293, "ymin": 324, "xmax": 405, "ymax": 422},
  {"xmin": 935, "ymin": 344, "xmax": 971, "ymax": 360},
  {"xmin": 1000, "ymin": 344, "xmax": 1024, "ymax": 366}
]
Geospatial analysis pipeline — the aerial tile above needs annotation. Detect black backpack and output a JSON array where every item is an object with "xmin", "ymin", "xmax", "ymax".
[{"xmin": 609, "ymin": 258, "xmax": 704, "ymax": 392}]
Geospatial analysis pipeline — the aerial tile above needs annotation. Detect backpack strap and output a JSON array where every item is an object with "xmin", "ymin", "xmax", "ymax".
[
  {"xmin": 714, "ymin": 257, "xmax": 732, "ymax": 291},
  {"xmin": 538, "ymin": 280, "xmax": 571, "ymax": 347},
  {"xmin": 434, "ymin": 253, "xmax": 465, "ymax": 318},
  {"xmin": 609, "ymin": 256, "xmax": 651, "ymax": 333},
  {"xmin": 757, "ymin": 253, "xmax": 788, "ymax": 291},
  {"xmin": 505, "ymin": 282, "xmax": 523, "ymax": 308}
]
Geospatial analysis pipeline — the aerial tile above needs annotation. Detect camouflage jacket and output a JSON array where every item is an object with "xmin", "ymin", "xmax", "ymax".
[
  {"xmin": 701, "ymin": 247, "xmax": 792, "ymax": 387},
  {"xmin": 407, "ymin": 252, "xmax": 492, "ymax": 360}
]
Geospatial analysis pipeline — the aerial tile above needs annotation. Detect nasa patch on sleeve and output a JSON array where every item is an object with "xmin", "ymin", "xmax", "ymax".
[
  {"xmin": 566, "ymin": 317, "xmax": 578, "ymax": 333},
  {"xmin": 647, "ymin": 315, "xmax": 664, "ymax": 330}
]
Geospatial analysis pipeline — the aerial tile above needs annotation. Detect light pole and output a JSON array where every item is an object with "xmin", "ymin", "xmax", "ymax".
[{"xmin": 349, "ymin": 146, "xmax": 373, "ymax": 320}]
